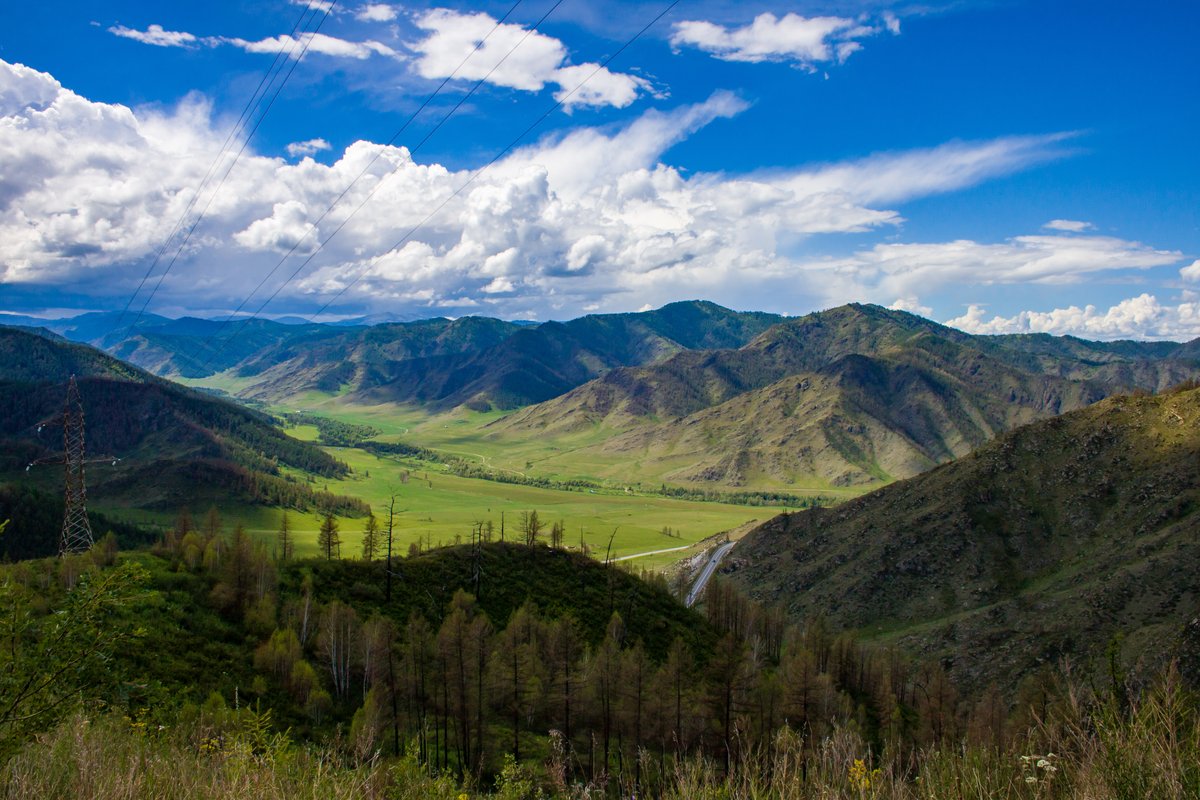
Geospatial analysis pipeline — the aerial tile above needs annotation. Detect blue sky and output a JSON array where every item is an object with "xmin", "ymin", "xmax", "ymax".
[{"xmin": 1, "ymin": 1, "xmax": 1197, "ymax": 338}]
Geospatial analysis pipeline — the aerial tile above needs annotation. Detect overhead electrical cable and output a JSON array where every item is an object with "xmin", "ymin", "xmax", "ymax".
[
  {"xmin": 126, "ymin": 0, "xmax": 338, "ymax": 333},
  {"xmin": 193, "ymin": 0, "xmax": 575, "ymax": 369},
  {"xmin": 110, "ymin": 0, "xmax": 328, "ymax": 336},
  {"xmin": 184, "ymin": 0, "xmax": 531, "ymax": 368},
  {"xmin": 302, "ymin": 0, "xmax": 683, "ymax": 324}
]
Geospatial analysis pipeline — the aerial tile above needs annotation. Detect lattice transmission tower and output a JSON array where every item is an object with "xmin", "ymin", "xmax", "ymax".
[{"xmin": 27, "ymin": 376, "xmax": 118, "ymax": 555}]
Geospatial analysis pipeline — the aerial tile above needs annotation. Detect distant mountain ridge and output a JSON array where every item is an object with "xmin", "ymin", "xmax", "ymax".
[
  {"xmin": 493, "ymin": 304, "xmax": 1200, "ymax": 488},
  {"xmin": 354, "ymin": 300, "xmax": 785, "ymax": 410},
  {"xmin": 16, "ymin": 301, "xmax": 786, "ymax": 411},
  {"xmin": 722, "ymin": 385, "xmax": 1200, "ymax": 690}
]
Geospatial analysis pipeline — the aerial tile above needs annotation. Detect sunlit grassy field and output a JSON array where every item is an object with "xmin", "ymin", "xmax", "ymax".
[
  {"xmin": 163, "ymin": 381, "xmax": 848, "ymax": 569},
  {"xmin": 265, "ymin": 393, "xmax": 864, "ymax": 498},
  {"xmin": 100, "ymin": 445, "xmax": 767, "ymax": 570}
]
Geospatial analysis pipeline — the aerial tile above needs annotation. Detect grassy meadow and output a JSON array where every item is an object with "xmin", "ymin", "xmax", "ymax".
[
  {"xmin": 161, "ymin": 381, "xmax": 838, "ymax": 569},
  {"xmin": 288, "ymin": 397, "xmax": 867, "ymax": 497},
  {"xmin": 99, "ymin": 440, "xmax": 767, "ymax": 569}
]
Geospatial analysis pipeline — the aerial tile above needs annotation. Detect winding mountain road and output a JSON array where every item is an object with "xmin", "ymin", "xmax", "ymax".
[{"xmin": 685, "ymin": 540, "xmax": 735, "ymax": 607}]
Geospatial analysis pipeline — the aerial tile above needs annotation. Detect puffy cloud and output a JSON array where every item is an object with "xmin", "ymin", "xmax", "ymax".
[
  {"xmin": 105, "ymin": 8, "xmax": 646, "ymax": 110},
  {"xmin": 108, "ymin": 22, "xmax": 398, "ymax": 61},
  {"xmin": 805, "ymin": 234, "xmax": 1182, "ymax": 308},
  {"xmin": 234, "ymin": 201, "xmax": 319, "ymax": 253},
  {"xmin": 551, "ymin": 64, "xmax": 650, "ymax": 112},
  {"xmin": 355, "ymin": 4, "xmax": 397, "ymax": 22},
  {"xmin": 108, "ymin": 24, "xmax": 198, "ymax": 48},
  {"xmin": 286, "ymin": 138, "xmax": 332, "ymax": 158},
  {"xmin": 1043, "ymin": 218, "xmax": 1094, "ymax": 232},
  {"xmin": 889, "ymin": 297, "xmax": 932, "ymax": 317},
  {"xmin": 225, "ymin": 32, "xmax": 398, "ymax": 60},
  {"xmin": 1179, "ymin": 259, "xmax": 1200, "ymax": 282},
  {"xmin": 0, "ymin": 59, "xmax": 1121, "ymax": 322},
  {"xmin": 409, "ymin": 9, "xmax": 650, "ymax": 109},
  {"xmin": 945, "ymin": 295, "xmax": 1200, "ymax": 340},
  {"xmin": 292, "ymin": 0, "xmax": 334, "ymax": 12},
  {"xmin": 670, "ymin": 11, "xmax": 899, "ymax": 69}
]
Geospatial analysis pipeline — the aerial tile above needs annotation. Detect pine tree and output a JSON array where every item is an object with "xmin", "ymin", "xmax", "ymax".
[
  {"xmin": 318, "ymin": 513, "xmax": 341, "ymax": 560},
  {"xmin": 277, "ymin": 511, "xmax": 294, "ymax": 562},
  {"xmin": 361, "ymin": 513, "xmax": 380, "ymax": 561}
]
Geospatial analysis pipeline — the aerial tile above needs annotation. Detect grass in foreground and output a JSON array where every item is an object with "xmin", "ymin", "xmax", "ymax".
[{"xmin": 5, "ymin": 673, "xmax": 1197, "ymax": 799}]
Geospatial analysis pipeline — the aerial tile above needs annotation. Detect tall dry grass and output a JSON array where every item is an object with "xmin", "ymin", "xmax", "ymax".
[
  {"xmin": 660, "ymin": 669, "xmax": 1200, "ymax": 800},
  {"xmin": 2, "ymin": 671, "xmax": 1197, "ymax": 799}
]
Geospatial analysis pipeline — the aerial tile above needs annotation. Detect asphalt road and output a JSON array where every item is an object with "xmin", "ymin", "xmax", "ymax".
[{"xmin": 685, "ymin": 540, "xmax": 735, "ymax": 607}]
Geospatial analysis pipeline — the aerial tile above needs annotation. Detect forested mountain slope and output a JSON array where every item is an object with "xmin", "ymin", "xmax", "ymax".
[
  {"xmin": 0, "ymin": 327, "xmax": 360, "ymax": 514},
  {"xmin": 723, "ymin": 385, "xmax": 1200, "ymax": 689}
]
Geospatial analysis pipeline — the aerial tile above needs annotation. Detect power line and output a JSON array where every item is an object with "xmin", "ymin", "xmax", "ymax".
[
  {"xmin": 111, "ymin": 0, "xmax": 328, "ymax": 336},
  {"xmin": 185, "ymin": 0, "xmax": 530, "ymax": 368},
  {"xmin": 193, "ymin": 0, "xmax": 571, "ymax": 369},
  {"xmin": 304, "ymin": 0, "xmax": 682, "ymax": 323},
  {"xmin": 129, "ymin": 1, "xmax": 338, "ymax": 331}
]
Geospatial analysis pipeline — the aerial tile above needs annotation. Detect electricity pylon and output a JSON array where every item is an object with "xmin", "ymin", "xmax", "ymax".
[{"xmin": 27, "ymin": 376, "xmax": 118, "ymax": 555}]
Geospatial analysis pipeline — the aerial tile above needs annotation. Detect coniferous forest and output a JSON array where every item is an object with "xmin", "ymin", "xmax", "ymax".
[{"xmin": 1, "ymin": 514, "xmax": 1197, "ymax": 799}]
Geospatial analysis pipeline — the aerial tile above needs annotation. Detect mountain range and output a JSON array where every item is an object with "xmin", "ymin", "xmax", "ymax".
[
  {"xmin": 10, "ymin": 302, "xmax": 1200, "ymax": 494},
  {"xmin": 3, "ymin": 301, "xmax": 784, "ymax": 410},
  {"xmin": 492, "ymin": 304, "xmax": 1200, "ymax": 488},
  {"xmin": 6, "ymin": 302, "xmax": 1200, "ymax": 693}
]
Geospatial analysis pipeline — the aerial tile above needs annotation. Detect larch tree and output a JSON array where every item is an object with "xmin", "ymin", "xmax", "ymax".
[
  {"xmin": 318, "ymin": 513, "xmax": 341, "ymax": 560},
  {"xmin": 490, "ymin": 601, "xmax": 545, "ymax": 761},
  {"xmin": 277, "ymin": 511, "xmax": 294, "ymax": 562},
  {"xmin": 521, "ymin": 510, "xmax": 543, "ymax": 546},
  {"xmin": 361, "ymin": 513, "xmax": 380, "ymax": 561},
  {"xmin": 202, "ymin": 505, "xmax": 223, "ymax": 540},
  {"xmin": 402, "ymin": 612, "xmax": 435, "ymax": 764},
  {"xmin": 545, "ymin": 614, "xmax": 583, "ymax": 753},
  {"xmin": 587, "ymin": 612, "xmax": 625, "ymax": 780},
  {"xmin": 436, "ymin": 590, "xmax": 492, "ymax": 775},
  {"xmin": 318, "ymin": 600, "xmax": 360, "ymax": 700},
  {"xmin": 620, "ymin": 640, "xmax": 652, "ymax": 789}
]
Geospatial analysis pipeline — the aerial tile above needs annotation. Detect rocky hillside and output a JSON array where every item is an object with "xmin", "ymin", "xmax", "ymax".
[
  {"xmin": 495, "ymin": 304, "xmax": 1200, "ymax": 488},
  {"xmin": 722, "ymin": 385, "xmax": 1200, "ymax": 689}
]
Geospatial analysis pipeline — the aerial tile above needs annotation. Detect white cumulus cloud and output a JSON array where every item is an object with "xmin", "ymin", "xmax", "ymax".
[
  {"xmin": 945, "ymin": 295, "xmax": 1200, "ymax": 340},
  {"xmin": 286, "ymin": 138, "xmax": 332, "ymax": 158},
  {"xmin": 0, "ymin": 58, "xmax": 1146, "ymax": 322},
  {"xmin": 671, "ymin": 11, "xmax": 899, "ymax": 69},
  {"xmin": 1179, "ymin": 259, "xmax": 1200, "ymax": 282},
  {"xmin": 409, "ymin": 9, "xmax": 650, "ymax": 110},
  {"xmin": 356, "ymin": 4, "xmax": 397, "ymax": 22},
  {"xmin": 889, "ymin": 297, "xmax": 932, "ymax": 317},
  {"xmin": 1043, "ymin": 219, "xmax": 1094, "ymax": 232},
  {"xmin": 109, "ymin": 24, "xmax": 198, "ymax": 48},
  {"xmin": 108, "ymin": 21, "xmax": 398, "ymax": 62},
  {"xmin": 225, "ymin": 32, "xmax": 398, "ymax": 60},
  {"xmin": 234, "ymin": 201, "xmax": 319, "ymax": 253},
  {"xmin": 802, "ymin": 233, "xmax": 1182, "ymax": 310}
]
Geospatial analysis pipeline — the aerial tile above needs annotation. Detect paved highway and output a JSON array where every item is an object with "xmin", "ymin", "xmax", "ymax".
[{"xmin": 685, "ymin": 540, "xmax": 735, "ymax": 607}]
